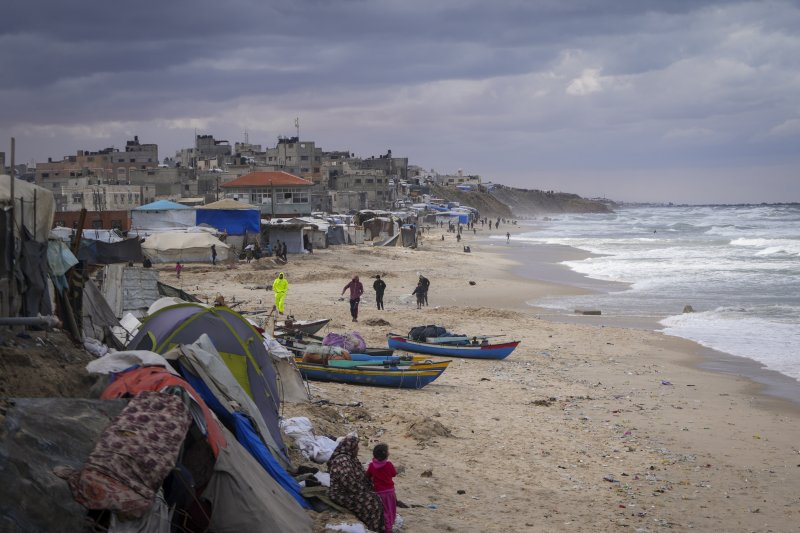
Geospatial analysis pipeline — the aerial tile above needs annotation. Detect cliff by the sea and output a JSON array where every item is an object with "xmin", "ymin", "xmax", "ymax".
[{"xmin": 430, "ymin": 184, "xmax": 614, "ymax": 217}]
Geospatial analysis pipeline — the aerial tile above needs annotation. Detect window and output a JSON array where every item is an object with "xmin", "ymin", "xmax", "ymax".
[
  {"xmin": 130, "ymin": 158, "xmax": 135, "ymax": 163},
  {"xmin": 111, "ymin": 220, "xmax": 122, "ymax": 229},
  {"xmin": 92, "ymin": 220, "xmax": 102, "ymax": 229},
  {"xmin": 300, "ymin": 155, "xmax": 309, "ymax": 161},
  {"xmin": 366, "ymin": 179, "xmax": 374, "ymax": 184},
  {"xmin": 42, "ymin": 173, "xmax": 50, "ymax": 178},
  {"xmin": 287, "ymin": 156, "xmax": 293, "ymax": 161},
  {"xmin": 355, "ymin": 179, "xmax": 362, "ymax": 184}
]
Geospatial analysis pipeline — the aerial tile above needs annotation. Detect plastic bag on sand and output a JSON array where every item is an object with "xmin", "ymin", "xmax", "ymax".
[
  {"xmin": 323, "ymin": 332, "xmax": 366, "ymax": 352},
  {"xmin": 280, "ymin": 417, "xmax": 338, "ymax": 463}
]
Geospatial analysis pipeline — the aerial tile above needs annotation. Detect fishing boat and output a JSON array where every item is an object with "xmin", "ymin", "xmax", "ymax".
[
  {"xmin": 294, "ymin": 357, "xmax": 449, "ymax": 389},
  {"xmin": 386, "ymin": 333, "xmax": 520, "ymax": 360},
  {"xmin": 274, "ymin": 318, "xmax": 330, "ymax": 336}
]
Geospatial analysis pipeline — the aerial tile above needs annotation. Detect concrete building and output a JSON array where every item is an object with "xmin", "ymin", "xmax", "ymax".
[
  {"xmin": 437, "ymin": 169, "xmax": 482, "ymax": 187},
  {"xmin": 35, "ymin": 136, "xmax": 158, "ymax": 186},
  {"xmin": 358, "ymin": 149, "xmax": 408, "ymax": 181},
  {"xmin": 220, "ymin": 171, "xmax": 314, "ymax": 217},
  {"xmin": 56, "ymin": 177, "xmax": 155, "ymax": 212},
  {"xmin": 175, "ymin": 134, "xmax": 232, "ymax": 169},
  {"xmin": 264, "ymin": 137, "xmax": 323, "ymax": 184},
  {"xmin": 327, "ymin": 167, "xmax": 393, "ymax": 211}
]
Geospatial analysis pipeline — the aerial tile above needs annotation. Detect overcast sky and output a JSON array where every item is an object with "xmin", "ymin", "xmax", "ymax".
[{"xmin": 3, "ymin": 0, "xmax": 799, "ymax": 203}]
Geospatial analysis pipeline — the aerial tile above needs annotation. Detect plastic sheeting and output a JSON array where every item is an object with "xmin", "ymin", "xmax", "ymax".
[
  {"xmin": 141, "ymin": 232, "xmax": 229, "ymax": 263},
  {"xmin": 196, "ymin": 208, "xmax": 260, "ymax": 236},
  {"xmin": 0, "ymin": 177, "xmax": 55, "ymax": 241}
]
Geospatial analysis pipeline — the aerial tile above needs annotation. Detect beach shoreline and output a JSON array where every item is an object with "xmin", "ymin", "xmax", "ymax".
[
  {"xmin": 484, "ymin": 223, "xmax": 800, "ymax": 407},
  {"xmin": 171, "ymin": 226, "xmax": 800, "ymax": 532}
]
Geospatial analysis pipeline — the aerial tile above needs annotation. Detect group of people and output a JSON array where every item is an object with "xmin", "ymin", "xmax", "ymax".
[
  {"xmin": 328, "ymin": 436, "xmax": 398, "ymax": 533},
  {"xmin": 268, "ymin": 271, "xmax": 431, "ymax": 322}
]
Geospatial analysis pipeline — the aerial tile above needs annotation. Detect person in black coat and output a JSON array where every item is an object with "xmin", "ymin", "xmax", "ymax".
[{"xmin": 373, "ymin": 275, "xmax": 386, "ymax": 310}]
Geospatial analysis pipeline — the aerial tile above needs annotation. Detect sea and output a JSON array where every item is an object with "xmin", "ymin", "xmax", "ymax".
[{"xmin": 505, "ymin": 204, "xmax": 800, "ymax": 384}]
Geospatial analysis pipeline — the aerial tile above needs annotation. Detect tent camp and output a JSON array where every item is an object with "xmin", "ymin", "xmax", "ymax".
[
  {"xmin": 141, "ymin": 231, "xmax": 229, "ymax": 263},
  {"xmin": 196, "ymin": 199, "xmax": 260, "ymax": 236},
  {"xmin": 131, "ymin": 200, "xmax": 196, "ymax": 232},
  {"xmin": 126, "ymin": 303, "xmax": 290, "ymax": 467}
]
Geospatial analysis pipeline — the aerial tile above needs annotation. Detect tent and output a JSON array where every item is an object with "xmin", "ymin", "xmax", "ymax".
[
  {"xmin": 126, "ymin": 303, "xmax": 290, "ymax": 467},
  {"xmin": 131, "ymin": 200, "xmax": 196, "ymax": 232},
  {"xmin": 77, "ymin": 237, "xmax": 144, "ymax": 264},
  {"xmin": 99, "ymin": 365, "xmax": 311, "ymax": 532},
  {"xmin": 0, "ymin": 177, "xmax": 55, "ymax": 241},
  {"xmin": 196, "ymin": 199, "xmax": 260, "ymax": 236},
  {"xmin": 141, "ymin": 231, "xmax": 229, "ymax": 263}
]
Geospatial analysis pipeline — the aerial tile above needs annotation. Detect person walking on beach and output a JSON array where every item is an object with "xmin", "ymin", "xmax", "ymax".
[
  {"xmin": 211, "ymin": 244, "xmax": 217, "ymax": 265},
  {"xmin": 367, "ymin": 443, "xmax": 397, "ymax": 533},
  {"xmin": 418, "ymin": 273, "xmax": 430, "ymax": 306},
  {"xmin": 373, "ymin": 275, "xmax": 386, "ymax": 310},
  {"xmin": 175, "ymin": 261, "xmax": 183, "ymax": 279},
  {"xmin": 272, "ymin": 272, "xmax": 289, "ymax": 315},
  {"xmin": 506, "ymin": 232, "xmax": 510, "ymax": 243},
  {"xmin": 342, "ymin": 275, "xmax": 365, "ymax": 322}
]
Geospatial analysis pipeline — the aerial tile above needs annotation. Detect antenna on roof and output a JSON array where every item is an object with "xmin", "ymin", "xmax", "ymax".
[{"xmin": 294, "ymin": 117, "xmax": 300, "ymax": 140}]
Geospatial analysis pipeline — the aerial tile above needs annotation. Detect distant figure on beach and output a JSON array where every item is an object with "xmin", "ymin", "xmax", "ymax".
[
  {"xmin": 456, "ymin": 233, "xmax": 461, "ymax": 242},
  {"xmin": 272, "ymin": 272, "xmax": 289, "ymax": 315},
  {"xmin": 506, "ymin": 232, "xmax": 510, "ymax": 243},
  {"xmin": 175, "ymin": 262, "xmax": 183, "ymax": 279},
  {"xmin": 275, "ymin": 239, "xmax": 282, "ymax": 259},
  {"xmin": 373, "ymin": 275, "xmax": 386, "ymax": 310},
  {"xmin": 463, "ymin": 245, "xmax": 471, "ymax": 253},
  {"xmin": 328, "ymin": 436, "xmax": 385, "ymax": 533},
  {"xmin": 342, "ymin": 275, "xmax": 365, "ymax": 322},
  {"xmin": 418, "ymin": 274, "xmax": 430, "ymax": 306},
  {"xmin": 411, "ymin": 280, "xmax": 425, "ymax": 309},
  {"xmin": 211, "ymin": 244, "xmax": 217, "ymax": 265},
  {"xmin": 489, "ymin": 220, "xmax": 493, "ymax": 230},
  {"xmin": 367, "ymin": 443, "xmax": 397, "ymax": 533},
  {"xmin": 142, "ymin": 256, "xmax": 152, "ymax": 268}
]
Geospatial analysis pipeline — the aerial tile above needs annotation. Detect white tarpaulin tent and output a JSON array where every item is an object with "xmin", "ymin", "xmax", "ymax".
[
  {"xmin": 131, "ymin": 200, "xmax": 196, "ymax": 232},
  {"xmin": 0, "ymin": 177, "xmax": 55, "ymax": 241},
  {"xmin": 141, "ymin": 232, "xmax": 229, "ymax": 263}
]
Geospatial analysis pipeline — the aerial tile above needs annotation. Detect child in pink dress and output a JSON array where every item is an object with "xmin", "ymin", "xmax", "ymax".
[
  {"xmin": 175, "ymin": 262, "xmax": 183, "ymax": 279},
  {"xmin": 366, "ymin": 443, "xmax": 397, "ymax": 533}
]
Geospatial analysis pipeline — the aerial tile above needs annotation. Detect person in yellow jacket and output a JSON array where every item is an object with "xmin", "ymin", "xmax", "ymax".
[{"xmin": 273, "ymin": 272, "xmax": 289, "ymax": 314}]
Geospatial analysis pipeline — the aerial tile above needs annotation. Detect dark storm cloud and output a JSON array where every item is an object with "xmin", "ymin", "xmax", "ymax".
[{"xmin": 2, "ymin": 0, "xmax": 800, "ymax": 202}]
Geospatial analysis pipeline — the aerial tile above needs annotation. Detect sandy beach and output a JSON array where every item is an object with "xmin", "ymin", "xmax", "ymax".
[{"xmin": 167, "ymin": 226, "xmax": 800, "ymax": 532}]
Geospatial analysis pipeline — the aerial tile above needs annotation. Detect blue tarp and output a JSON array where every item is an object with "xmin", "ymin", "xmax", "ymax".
[
  {"xmin": 135, "ymin": 199, "xmax": 191, "ymax": 210},
  {"xmin": 179, "ymin": 366, "xmax": 310, "ymax": 509},
  {"xmin": 196, "ymin": 209, "xmax": 260, "ymax": 236}
]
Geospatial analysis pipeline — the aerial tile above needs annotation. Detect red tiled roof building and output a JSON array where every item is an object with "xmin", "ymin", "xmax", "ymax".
[{"xmin": 220, "ymin": 171, "xmax": 313, "ymax": 217}]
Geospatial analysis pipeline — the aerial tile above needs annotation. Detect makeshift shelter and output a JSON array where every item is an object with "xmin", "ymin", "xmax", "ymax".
[
  {"xmin": 127, "ymin": 303, "xmax": 290, "ymax": 467},
  {"xmin": 99, "ymin": 264, "xmax": 160, "ymax": 318},
  {"xmin": 97, "ymin": 365, "xmax": 312, "ymax": 532},
  {"xmin": 0, "ymin": 177, "xmax": 55, "ymax": 242},
  {"xmin": 362, "ymin": 217, "xmax": 395, "ymax": 241},
  {"xmin": 196, "ymin": 199, "xmax": 260, "ymax": 236},
  {"xmin": 264, "ymin": 219, "xmax": 314, "ymax": 254},
  {"xmin": 131, "ymin": 200, "xmax": 196, "ymax": 232},
  {"xmin": 401, "ymin": 224, "xmax": 418, "ymax": 247},
  {"xmin": 326, "ymin": 224, "xmax": 349, "ymax": 245},
  {"xmin": 0, "ymin": 399, "xmax": 127, "ymax": 533},
  {"xmin": 141, "ymin": 231, "xmax": 229, "ymax": 263},
  {"xmin": 77, "ymin": 237, "xmax": 144, "ymax": 264}
]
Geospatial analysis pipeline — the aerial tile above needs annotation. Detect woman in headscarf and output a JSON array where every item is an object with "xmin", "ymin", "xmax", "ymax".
[
  {"xmin": 272, "ymin": 272, "xmax": 289, "ymax": 315},
  {"xmin": 328, "ymin": 435, "xmax": 384, "ymax": 532}
]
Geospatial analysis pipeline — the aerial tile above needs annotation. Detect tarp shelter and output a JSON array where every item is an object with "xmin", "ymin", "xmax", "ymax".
[
  {"xmin": 131, "ymin": 199, "xmax": 196, "ymax": 232},
  {"xmin": 127, "ymin": 303, "xmax": 290, "ymax": 468},
  {"xmin": 99, "ymin": 264, "xmax": 160, "ymax": 318},
  {"xmin": 264, "ymin": 219, "xmax": 313, "ymax": 254},
  {"xmin": 401, "ymin": 224, "xmax": 418, "ymax": 247},
  {"xmin": 326, "ymin": 224, "xmax": 348, "ymax": 245},
  {"xmin": 141, "ymin": 231, "xmax": 229, "ymax": 263},
  {"xmin": 196, "ymin": 199, "xmax": 260, "ymax": 236},
  {"xmin": 0, "ymin": 177, "xmax": 55, "ymax": 242},
  {"xmin": 77, "ymin": 237, "xmax": 144, "ymax": 264},
  {"xmin": 0, "ymin": 399, "xmax": 127, "ymax": 533},
  {"xmin": 362, "ymin": 217, "xmax": 395, "ymax": 241}
]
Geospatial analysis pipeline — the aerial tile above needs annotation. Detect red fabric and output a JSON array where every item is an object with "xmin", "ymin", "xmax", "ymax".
[
  {"xmin": 366, "ymin": 460, "xmax": 396, "ymax": 493},
  {"xmin": 101, "ymin": 366, "xmax": 226, "ymax": 456}
]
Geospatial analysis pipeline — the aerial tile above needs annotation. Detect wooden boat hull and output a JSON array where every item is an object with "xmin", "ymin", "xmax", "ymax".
[
  {"xmin": 295, "ymin": 359, "xmax": 447, "ymax": 389},
  {"xmin": 274, "ymin": 318, "xmax": 330, "ymax": 336},
  {"xmin": 386, "ymin": 335, "xmax": 519, "ymax": 360}
]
